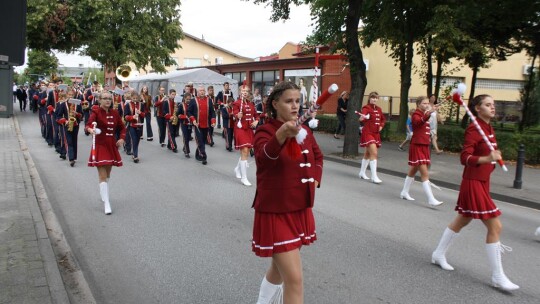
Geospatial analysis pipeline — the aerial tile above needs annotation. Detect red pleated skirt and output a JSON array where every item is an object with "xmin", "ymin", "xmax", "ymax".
[
  {"xmin": 234, "ymin": 128, "xmax": 254, "ymax": 149},
  {"xmin": 455, "ymin": 178, "xmax": 501, "ymax": 219},
  {"xmin": 88, "ymin": 142, "xmax": 123, "ymax": 167},
  {"xmin": 408, "ymin": 143, "xmax": 430, "ymax": 166},
  {"xmin": 252, "ymin": 208, "xmax": 317, "ymax": 257},
  {"xmin": 360, "ymin": 132, "xmax": 381, "ymax": 148}
]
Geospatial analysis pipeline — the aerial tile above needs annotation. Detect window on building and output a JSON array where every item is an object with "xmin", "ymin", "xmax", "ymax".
[
  {"xmin": 476, "ymin": 79, "xmax": 525, "ymax": 90},
  {"xmin": 183, "ymin": 58, "xmax": 202, "ymax": 68},
  {"xmin": 432, "ymin": 76, "xmax": 465, "ymax": 90},
  {"xmin": 229, "ymin": 72, "xmax": 246, "ymax": 85},
  {"xmin": 252, "ymin": 70, "xmax": 278, "ymax": 96}
]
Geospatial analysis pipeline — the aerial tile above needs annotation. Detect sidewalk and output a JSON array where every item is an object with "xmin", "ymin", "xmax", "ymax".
[
  {"xmin": 313, "ymin": 131, "xmax": 540, "ymax": 209},
  {"xmin": 0, "ymin": 117, "xmax": 70, "ymax": 303}
]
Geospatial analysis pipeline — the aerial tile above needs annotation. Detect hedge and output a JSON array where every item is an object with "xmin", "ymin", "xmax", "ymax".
[{"xmin": 315, "ymin": 115, "xmax": 540, "ymax": 165}]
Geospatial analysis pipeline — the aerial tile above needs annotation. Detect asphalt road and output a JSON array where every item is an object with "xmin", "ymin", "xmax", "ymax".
[{"xmin": 17, "ymin": 111, "xmax": 540, "ymax": 304}]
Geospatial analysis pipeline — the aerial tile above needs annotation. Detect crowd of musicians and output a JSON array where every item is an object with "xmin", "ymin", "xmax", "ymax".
[{"xmin": 28, "ymin": 79, "xmax": 265, "ymax": 173}]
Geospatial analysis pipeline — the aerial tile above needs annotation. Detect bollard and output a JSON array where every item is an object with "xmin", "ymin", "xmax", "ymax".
[{"xmin": 513, "ymin": 144, "xmax": 525, "ymax": 189}]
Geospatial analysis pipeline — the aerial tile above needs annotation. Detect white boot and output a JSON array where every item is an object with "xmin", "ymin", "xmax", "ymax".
[
  {"xmin": 369, "ymin": 160, "xmax": 382, "ymax": 184},
  {"xmin": 486, "ymin": 242, "xmax": 519, "ymax": 291},
  {"xmin": 358, "ymin": 159, "xmax": 369, "ymax": 180},
  {"xmin": 256, "ymin": 276, "xmax": 282, "ymax": 304},
  {"xmin": 422, "ymin": 180, "xmax": 443, "ymax": 206},
  {"xmin": 535, "ymin": 226, "xmax": 540, "ymax": 237},
  {"xmin": 400, "ymin": 176, "xmax": 415, "ymax": 201},
  {"xmin": 240, "ymin": 160, "xmax": 252, "ymax": 186},
  {"xmin": 432, "ymin": 227, "xmax": 458, "ymax": 271},
  {"xmin": 234, "ymin": 157, "xmax": 242, "ymax": 179},
  {"xmin": 99, "ymin": 182, "xmax": 112, "ymax": 215}
]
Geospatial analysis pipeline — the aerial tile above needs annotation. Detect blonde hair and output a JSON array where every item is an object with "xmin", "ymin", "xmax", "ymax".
[{"xmin": 368, "ymin": 91, "xmax": 379, "ymax": 99}]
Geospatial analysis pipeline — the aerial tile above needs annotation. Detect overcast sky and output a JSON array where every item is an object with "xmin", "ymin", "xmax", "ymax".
[{"xmin": 16, "ymin": 0, "xmax": 314, "ymax": 72}]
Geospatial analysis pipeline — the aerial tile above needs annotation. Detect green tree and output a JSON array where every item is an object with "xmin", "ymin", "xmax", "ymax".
[
  {"xmin": 27, "ymin": 0, "xmax": 183, "ymax": 82},
  {"xmin": 83, "ymin": 0, "xmax": 183, "ymax": 83},
  {"xmin": 361, "ymin": 0, "xmax": 433, "ymax": 134},
  {"xmin": 250, "ymin": 0, "xmax": 367, "ymax": 157},
  {"xmin": 27, "ymin": 0, "xmax": 102, "ymax": 52},
  {"xmin": 26, "ymin": 49, "xmax": 59, "ymax": 82}
]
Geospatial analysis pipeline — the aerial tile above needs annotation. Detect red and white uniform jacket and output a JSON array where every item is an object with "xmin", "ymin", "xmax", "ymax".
[
  {"xmin": 188, "ymin": 97, "xmax": 216, "ymax": 128},
  {"xmin": 361, "ymin": 104, "xmax": 385, "ymax": 134},
  {"xmin": 233, "ymin": 99, "xmax": 259, "ymax": 130},
  {"xmin": 252, "ymin": 119, "xmax": 323, "ymax": 213},
  {"xmin": 461, "ymin": 119, "xmax": 498, "ymax": 182},
  {"xmin": 411, "ymin": 109, "xmax": 431, "ymax": 145},
  {"xmin": 85, "ymin": 107, "xmax": 126, "ymax": 144}
]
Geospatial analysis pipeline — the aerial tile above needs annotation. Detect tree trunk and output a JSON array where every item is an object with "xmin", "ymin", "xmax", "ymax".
[
  {"xmin": 343, "ymin": 0, "xmax": 367, "ymax": 158},
  {"xmin": 519, "ymin": 55, "xmax": 536, "ymax": 132},
  {"xmin": 434, "ymin": 55, "xmax": 443, "ymax": 99},
  {"xmin": 461, "ymin": 65, "xmax": 479, "ymax": 128},
  {"xmin": 397, "ymin": 41, "xmax": 414, "ymax": 134},
  {"xmin": 426, "ymin": 36, "xmax": 433, "ymax": 97}
]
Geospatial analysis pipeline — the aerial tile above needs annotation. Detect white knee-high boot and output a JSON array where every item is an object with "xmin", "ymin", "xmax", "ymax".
[
  {"xmin": 486, "ymin": 242, "xmax": 519, "ymax": 291},
  {"xmin": 99, "ymin": 182, "xmax": 112, "ymax": 215},
  {"xmin": 535, "ymin": 226, "xmax": 540, "ymax": 237},
  {"xmin": 369, "ymin": 160, "xmax": 382, "ymax": 184},
  {"xmin": 234, "ymin": 157, "xmax": 242, "ymax": 179},
  {"xmin": 358, "ymin": 159, "xmax": 369, "ymax": 179},
  {"xmin": 400, "ymin": 176, "xmax": 415, "ymax": 200},
  {"xmin": 256, "ymin": 276, "xmax": 282, "ymax": 304},
  {"xmin": 422, "ymin": 180, "xmax": 443, "ymax": 206},
  {"xmin": 432, "ymin": 227, "xmax": 459, "ymax": 270},
  {"xmin": 240, "ymin": 160, "xmax": 251, "ymax": 186}
]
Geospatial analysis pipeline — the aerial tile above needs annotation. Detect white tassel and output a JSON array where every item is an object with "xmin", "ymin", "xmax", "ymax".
[
  {"xmin": 295, "ymin": 128, "xmax": 308, "ymax": 144},
  {"xmin": 308, "ymin": 118, "xmax": 319, "ymax": 129}
]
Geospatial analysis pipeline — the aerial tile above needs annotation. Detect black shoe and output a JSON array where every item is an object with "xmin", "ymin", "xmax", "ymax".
[
  {"xmin": 202, "ymin": 160, "xmax": 207, "ymax": 165},
  {"xmin": 69, "ymin": 161, "xmax": 75, "ymax": 167},
  {"xmin": 184, "ymin": 153, "xmax": 190, "ymax": 158},
  {"xmin": 126, "ymin": 151, "xmax": 133, "ymax": 155},
  {"xmin": 161, "ymin": 143, "xmax": 165, "ymax": 147},
  {"xmin": 60, "ymin": 155, "xmax": 66, "ymax": 160},
  {"xmin": 172, "ymin": 149, "xmax": 178, "ymax": 153},
  {"xmin": 133, "ymin": 157, "xmax": 139, "ymax": 163},
  {"xmin": 398, "ymin": 146, "xmax": 404, "ymax": 151},
  {"xmin": 147, "ymin": 138, "xmax": 153, "ymax": 141},
  {"xmin": 210, "ymin": 142, "xmax": 214, "ymax": 147}
]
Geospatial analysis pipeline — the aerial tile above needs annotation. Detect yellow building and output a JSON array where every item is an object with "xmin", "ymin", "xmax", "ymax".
[{"xmin": 361, "ymin": 41, "xmax": 534, "ymax": 120}]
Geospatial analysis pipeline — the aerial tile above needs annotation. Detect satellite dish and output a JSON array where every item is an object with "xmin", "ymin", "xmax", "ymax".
[{"xmin": 203, "ymin": 54, "xmax": 209, "ymax": 60}]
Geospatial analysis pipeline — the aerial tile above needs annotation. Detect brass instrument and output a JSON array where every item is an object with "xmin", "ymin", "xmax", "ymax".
[
  {"xmin": 172, "ymin": 101, "xmax": 179, "ymax": 126},
  {"xmin": 67, "ymin": 103, "xmax": 77, "ymax": 132},
  {"xmin": 116, "ymin": 65, "xmax": 132, "ymax": 82}
]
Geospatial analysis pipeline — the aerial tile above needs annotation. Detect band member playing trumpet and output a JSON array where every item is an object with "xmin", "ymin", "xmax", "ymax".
[
  {"xmin": 188, "ymin": 86, "xmax": 216, "ymax": 165},
  {"xmin": 177, "ymin": 92, "xmax": 193, "ymax": 158},
  {"xmin": 154, "ymin": 87, "xmax": 167, "ymax": 147},
  {"xmin": 124, "ymin": 91, "xmax": 146, "ymax": 163},
  {"xmin": 163, "ymin": 89, "xmax": 178, "ymax": 153},
  {"xmin": 215, "ymin": 82, "xmax": 234, "ymax": 129},
  {"xmin": 56, "ymin": 88, "xmax": 83, "ymax": 166},
  {"xmin": 86, "ymin": 91, "xmax": 126, "ymax": 215},
  {"xmin": 140, "ymin": 86, "xmax": 153, "ymax": 141},
  {"xmin": 233, "ymin": 83, "xmax": 259, "ymax": 186},
  {"xmin": 221, "ymin": 96, "xmax": 235, "ymax": 152}
]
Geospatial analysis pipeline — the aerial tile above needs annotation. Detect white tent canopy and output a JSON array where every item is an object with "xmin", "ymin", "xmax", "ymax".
[{"xmin": 128, "ymin": 68, "xmax": 238, "ymax": 98}]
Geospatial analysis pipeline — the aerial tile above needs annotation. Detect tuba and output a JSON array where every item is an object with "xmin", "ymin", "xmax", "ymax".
[{"xmin": 116, "ymin": 65, "xmax": 132, "ymax": 82}]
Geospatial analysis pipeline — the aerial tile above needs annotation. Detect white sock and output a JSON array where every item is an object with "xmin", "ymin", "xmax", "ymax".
[{"xmin": 256, "ymin": 276, "xmax": 281, "ymax": 304}]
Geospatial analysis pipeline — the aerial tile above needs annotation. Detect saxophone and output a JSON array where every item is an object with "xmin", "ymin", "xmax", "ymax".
[
  {"xmin": 172, "ymin": 101, "xmax": 179, "ymax": 126},
  {"xmin": 67, "ymin": 103, "xmax": 76, "ymax": 132}
]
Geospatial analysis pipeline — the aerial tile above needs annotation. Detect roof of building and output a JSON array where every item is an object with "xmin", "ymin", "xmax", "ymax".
[{"xmin": 183, "ymin": 33, "xmax": 253, "ymax": 61}]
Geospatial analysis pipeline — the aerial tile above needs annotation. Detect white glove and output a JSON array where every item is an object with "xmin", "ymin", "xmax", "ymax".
[
  {"xmin": 363, "ymin": 113, "xmax": 370, "ymax": 120},
  {"xmin": 94, "ymin": 128, "xmax": 102, "ymax": 135}
]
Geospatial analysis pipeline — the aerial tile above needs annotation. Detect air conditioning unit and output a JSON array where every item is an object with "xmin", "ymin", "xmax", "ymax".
[
  {"xmin": 523, "ymin": 64, "xmax": 538, "ymax": 75},
  {"xmin": 215, "ymin": 57, "xmax": 223, "ymax": 65}
]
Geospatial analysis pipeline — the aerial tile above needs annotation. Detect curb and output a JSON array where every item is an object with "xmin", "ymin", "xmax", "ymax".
[
  {"xmin": 323, "ymin": 154, "xmax": 540, "ymax": 211},
  {"xmin": 13, "ymin": 115, "xmax": 97, "ymax": 304}
]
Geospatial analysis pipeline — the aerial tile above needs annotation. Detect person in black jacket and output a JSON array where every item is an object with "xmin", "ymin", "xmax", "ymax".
[
  {"xmin": 16, "ymin": 85, "xmax": 28, "ymax": 112},
  {"xmin": 334, "ymin": 91, "xmax": 348, "ymax": 139}
]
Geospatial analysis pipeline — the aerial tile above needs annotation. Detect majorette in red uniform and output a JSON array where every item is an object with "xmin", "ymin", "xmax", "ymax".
[
  {"xmin": 86, "ymin": 102, "xmax": 126, "ymax": 167},
  {"xmin": 358, "ymin": 92, "xmax": 386, "ymax": 183},
  {"xmin": 399, "ymin": 96, "xmax": 443, "ymax": 206},
  {"xmin": 85, "ymin": 92, "xmax": 126, "ymax": 215},
  {"xmin": 251, "ymin": 82, "xmax": 323, "ymax": 303},
  {"xmin": 431, "ymin": 94, "xmax": 519, "ymax": 292},
  {"xmin": 232, "ymin": 84, "xmax": 259, "ymax": 186}
]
